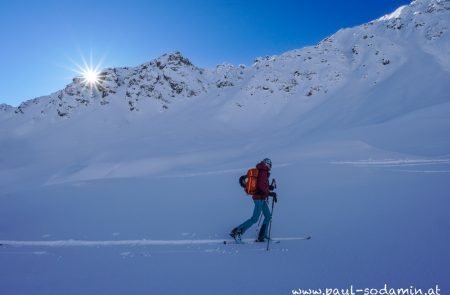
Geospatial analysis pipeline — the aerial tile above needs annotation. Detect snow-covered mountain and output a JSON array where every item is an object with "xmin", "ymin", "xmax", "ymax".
[
  {"xmin": 4, "ymin": 0, "xmax": 449, "ymax": 120},
  {"xmin": 1, "ymin": 0, "xmax": 448, "ymax": 173},
  {"xmin": 1, "ymin": 1, "xmax": 449, "ymax": 295},
  {"xmin": 0, "ymin": 0, "xmax": 449, "ymax": 185}
]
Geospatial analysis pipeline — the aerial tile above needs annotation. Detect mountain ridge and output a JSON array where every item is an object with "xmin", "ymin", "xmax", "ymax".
[
  {"xmin": 1, "ymin": 0, "xmax": 447, "ymax": 122},
  {"xmin": 0, "ymin": 0, "xmax": 449, "ymax": 184}
]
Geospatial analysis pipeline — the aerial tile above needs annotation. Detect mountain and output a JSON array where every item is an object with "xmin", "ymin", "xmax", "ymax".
[
  {"xmin": 0, "ymin": 103, "xmax": 13, "ymax": 114},
  {"xmin": 0, "ymin": 0, "xmax": 449, "ymax": 186},
  {"xmin": 1, "ymin": 0, "xmax": 448, "ymax": 176},
  {"xmin": 4, "ymin": 0, "xmax": 449, "ymax": 120},
  {"xmin": 1, "ymin": 1, "xmax": 449, "ymax": 295}
]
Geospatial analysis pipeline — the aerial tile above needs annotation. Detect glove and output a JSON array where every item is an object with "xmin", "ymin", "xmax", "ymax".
[
  {"xmin": 269, "ymin": 192, "xmax": 278, "ymax": 203},
  {"xmin": 269, "ymin": 184, "xmax": 275, "ymax": 191}
]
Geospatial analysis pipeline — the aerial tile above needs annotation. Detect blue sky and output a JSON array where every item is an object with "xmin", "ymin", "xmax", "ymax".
[{"xmin": 0, "ymin": 0, "xmax": 411, "ymax": 106}]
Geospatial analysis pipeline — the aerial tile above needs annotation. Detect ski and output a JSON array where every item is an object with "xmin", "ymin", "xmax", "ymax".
[
  {"xmin": 258, "ymin": 239, "xmax": 281, "ymax": 244},
  {"xmin": 223, "ymin": 239, "xmax": 279, "ymax": 245},
  {"xmin": 227, "ymin": 238, "xmax": 243, "ymax": 244},
  {"xmin": 223, "ymin": 236, "xmax": 310, "ymax": 245},
  {"xmin": 275, "ymin": 236, "xmax": 311, "ymax": 242},
  {"xmin": 224, "ymin": 239, "xmax": 258, "ymax": 245}
]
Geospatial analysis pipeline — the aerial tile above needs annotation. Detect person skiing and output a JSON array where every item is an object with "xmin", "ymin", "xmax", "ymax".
[{"xmin": 230, "ymin": 158, "xmax": 278, "ymax": 242}]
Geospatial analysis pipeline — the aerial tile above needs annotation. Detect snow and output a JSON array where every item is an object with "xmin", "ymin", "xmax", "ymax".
[
  {"xmin": 378, "ymin": 6, "xmax": 408, "ymax": 21},
  {"xmin": 331, "ymin": 156, "xmax": 450, "ymax": 167},
  {"xmin": 1, "ymin": 161, "xmax": 448, "ymax": 294},
  {"xmin": 1, "ymin": 0, "xmax": 450, "ymax": 294},
  {"xmin": 0, "ymin": 237, "xmax": 307, "ymax": 247}
]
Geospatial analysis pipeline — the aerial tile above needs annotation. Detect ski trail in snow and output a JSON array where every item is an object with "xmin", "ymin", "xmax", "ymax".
[
  {"xmin": 0, "ymin": 251, "xmax": 47, "ymax": 255},
  {"xmin": 331, "ymin": 158, "xmax": 450, "ymax": 167},
  {"xmin": 394, "ymin": 170, "xmax": 450, "ymax": 173},
  {"xmin": 0, "ymin": 237, "xmax": 308, "ymax": 247}
]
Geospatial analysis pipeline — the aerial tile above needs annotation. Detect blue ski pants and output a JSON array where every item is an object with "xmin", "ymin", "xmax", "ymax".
[{"xmin": 237, "ymin": 199, "xmax": 271, "ymax": 234}]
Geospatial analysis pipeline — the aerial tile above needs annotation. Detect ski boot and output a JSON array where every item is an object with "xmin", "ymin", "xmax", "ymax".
[
  {"xmin": 256, "ymin": 224, "xmax": 267, "ymax": 242},
  {"xmin": 230, "ymin": 227, "xmax": 242, "ymax": 243}
]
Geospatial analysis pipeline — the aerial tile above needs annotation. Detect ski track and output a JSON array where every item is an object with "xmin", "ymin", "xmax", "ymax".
[
  {"xmin": 394, "ymin": 169, "xmax": 450, "ymax": 173},
  {"xmin": 0, "ymin": 237, "xmax": 307, "ymax": 247},
  {"xmin": 330, "ymin": 158, "xmax": 450, "ymax": 167}
]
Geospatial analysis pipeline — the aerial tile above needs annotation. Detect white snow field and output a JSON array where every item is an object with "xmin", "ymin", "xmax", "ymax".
[{"xmin": 1, "ymin": 0, "xmax": 450, "ymax": 294}]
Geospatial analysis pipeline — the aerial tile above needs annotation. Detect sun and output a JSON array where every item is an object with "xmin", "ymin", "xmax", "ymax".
[
  {"xmin": 68, "ymin": 51, "xmax": 106, "ymax": 90},
  {"xmin": 81, "ymin": 68, "xmax": 101, "ymax": 86}
]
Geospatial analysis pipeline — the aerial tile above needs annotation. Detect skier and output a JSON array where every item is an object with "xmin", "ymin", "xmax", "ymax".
[{"xmin": 230, "ymin": 158, "xmax": 278, "ymax": 242}]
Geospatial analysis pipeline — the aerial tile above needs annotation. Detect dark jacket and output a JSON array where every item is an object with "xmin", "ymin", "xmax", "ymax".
[{"xmin": 253, "ymin": 162, "xmax": 270, "ymax": 200}]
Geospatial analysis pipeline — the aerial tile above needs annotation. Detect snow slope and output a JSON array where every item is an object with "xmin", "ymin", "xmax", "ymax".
[{"xmin": 1, "ymin": 0, "xmax": 449, "ymax": 294}]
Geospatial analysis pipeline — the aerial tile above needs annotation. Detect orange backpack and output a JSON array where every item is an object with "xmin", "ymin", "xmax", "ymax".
[{"xmin": 239, "ymin": 168, "xmax": 259, "ymax": 195}]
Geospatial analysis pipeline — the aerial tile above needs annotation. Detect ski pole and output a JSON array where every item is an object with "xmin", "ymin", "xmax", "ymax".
[{"xmin": 266, "ymin": 197, "xmax": 275, "ymax": 251}]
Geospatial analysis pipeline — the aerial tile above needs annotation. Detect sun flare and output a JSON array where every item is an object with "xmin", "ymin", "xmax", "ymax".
[
  {"xmin": 82, "ymin": 68, "xmax": 101, "ymax": 86},
  {"xmin": 68, "ymin": 52, "xmax": 105, "ymax": 90}
]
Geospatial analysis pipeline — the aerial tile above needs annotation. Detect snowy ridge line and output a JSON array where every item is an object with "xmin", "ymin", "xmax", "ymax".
[
  {"xmin": 330, "ymin": 158, "xmax": 450, "ymax": 167},
  {"xmin": 0, "ymin": 237, "xmax": 307, "ymax": 247}
]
